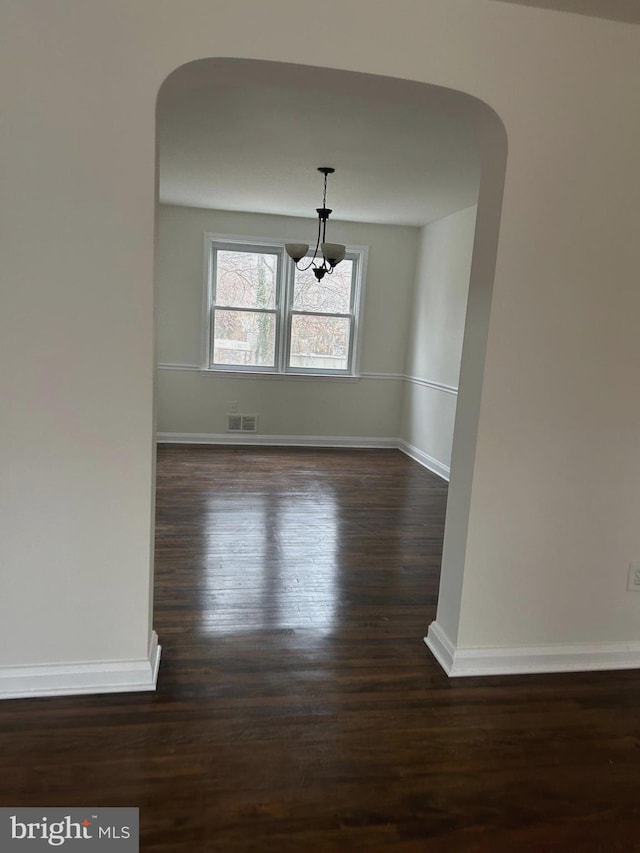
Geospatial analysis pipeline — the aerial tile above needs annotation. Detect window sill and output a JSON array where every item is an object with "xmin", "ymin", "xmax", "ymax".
[
  {"xmin": 158, "ymin": 365, "xmax": 435, "ymax": 387},
  {"xmin": 199, "ymin": 368, "xmax": 361, "ymax": 382}
]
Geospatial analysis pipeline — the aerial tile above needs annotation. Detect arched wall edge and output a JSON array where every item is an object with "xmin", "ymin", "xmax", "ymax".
[{"xmin": 152, "ymin": 57, "xmax": 509, "ymax": 680}]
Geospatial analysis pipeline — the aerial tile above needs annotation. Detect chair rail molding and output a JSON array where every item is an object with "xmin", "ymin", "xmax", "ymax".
[{"xmin": 157, "ymin": 363, "xmax": 458, "ymax": 394}]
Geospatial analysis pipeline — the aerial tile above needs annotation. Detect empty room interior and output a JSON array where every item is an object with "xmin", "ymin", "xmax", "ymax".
[{"xmin": 3, "ymin": 1, "xmax": 640, "ymax": 850}]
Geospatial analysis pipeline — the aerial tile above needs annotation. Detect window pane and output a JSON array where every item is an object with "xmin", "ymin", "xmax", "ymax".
[
  {"xmin": 213, "ymin": 310, "xmax": 276, "ymax": 367},
  {"xmin": 215, "ymin": 250, "xmax": 278, "ymax": 309},
  {"xmin": 289, "ymin": 315, "xmax": 351, "ymax": 371},
  {"xmin": 293, "ymin": 259, "xmax": 353, "ymax": 314}
]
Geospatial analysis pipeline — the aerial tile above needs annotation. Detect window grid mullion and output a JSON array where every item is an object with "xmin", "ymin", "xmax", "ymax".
[
  {"xmin": 289, "ymin": 310, "xmax": 353, "ymax": 320},
  {"xmin": 213, "ymin": 305, "xmax": 277, "ymax": 315}
]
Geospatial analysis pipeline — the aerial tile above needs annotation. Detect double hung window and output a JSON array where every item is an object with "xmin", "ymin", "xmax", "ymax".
[{"xmin": 204, "ymin": 234, "xmax": 365, "ymax": 376}]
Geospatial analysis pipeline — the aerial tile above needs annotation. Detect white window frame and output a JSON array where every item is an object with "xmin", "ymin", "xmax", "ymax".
[{"xmin": 201, "ymin": 233, "xmax": 367, "ymax": 378}]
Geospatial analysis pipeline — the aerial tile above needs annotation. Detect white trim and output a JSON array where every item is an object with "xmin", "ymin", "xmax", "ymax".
[
  {"xmin": 424, "ymin": 621, "xmax": 456, "ymax": 674},
  {"xmin": 359, "ymin": 371, "xmax": 405, "ymax": 381},
  {"xmin": 201, "ymin": 233, "xmax": 367, "ymax": 378},
  {"xmin": 204, "ymin": 231, "xmax": 290, "ymax": 249},
  {"xmin": 157, "ymin": 433, "xmax": 452, "ymax": 480},
  {"xmin": 425, "ymin": 621, "xmax": 640, "ymax": 677},
  {"xmin": 157, "ymin": 432, "xmax": 397, "ymax": 448},
  {"xmin": 156, "ymin": 364, "xmax": 457, "ymax": 394},
  {"xmin": 350, "ymin": 245, "xmax": 368, "ymax": 379},
  {"xmin": 201, "ymin": 369, "xmax": 360, "ymax": 382},
  {"xmin": 201, "ymin": 234, "xmax": 213, "ymax": 369},
  {"xmin": 0, "ymin": 632, "xmax": 161, "ymax": 700},
  {"xmin": 158, "ymin": 363, "xmax": 201, "ymax": 372},
  {"xmin": 157, "ymin": 363, "xmax": 397, "ymax": 382},
  {"xmin": 404, "ymin": 375, "xmax": 458, "ymax": 395},
  {"xmin": 398, "ymin": 440, "xmax": 450, "ymax": 481}
]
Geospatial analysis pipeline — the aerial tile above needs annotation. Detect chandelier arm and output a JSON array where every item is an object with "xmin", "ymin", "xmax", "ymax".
[
  {"xmin": 309, "ymin": 213, "xmax": 322, "ymax": 265},
  {"xmin": 294, "ymin": 215, "xmax": 323, "ymax": 272},
  {"xmin": 296, "ymin": 257, "xmax": 317, "ymax": 272}
]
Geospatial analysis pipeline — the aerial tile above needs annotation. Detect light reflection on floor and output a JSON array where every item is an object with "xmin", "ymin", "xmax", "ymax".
[{"xmin": 202, "ymin": 492, "xmax": 338, "ymax": 635}]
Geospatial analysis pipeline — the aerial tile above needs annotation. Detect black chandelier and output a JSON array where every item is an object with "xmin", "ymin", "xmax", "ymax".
[{"xmin": 285, "ymin": 167, "xmax": 346, "ymax": 281}]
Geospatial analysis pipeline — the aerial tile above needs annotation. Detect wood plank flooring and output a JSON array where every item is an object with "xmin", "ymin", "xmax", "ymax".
[{"xmin": 2, "ymin": 446, "xmax": 640, "ymax": 851}]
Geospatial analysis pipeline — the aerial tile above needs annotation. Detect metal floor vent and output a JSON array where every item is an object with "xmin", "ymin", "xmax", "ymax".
[{"xmin": 226, "ymin": 414, "xmax": 258, "ymax": 433}]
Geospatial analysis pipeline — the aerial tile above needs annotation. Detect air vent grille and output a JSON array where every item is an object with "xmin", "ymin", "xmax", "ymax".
[{"xmin": 226, "ymin": 414, "xmax": 258, "ymax": 433}]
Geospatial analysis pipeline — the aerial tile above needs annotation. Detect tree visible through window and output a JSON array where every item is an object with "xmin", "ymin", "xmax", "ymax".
[
  {"xmin": 289, "ymin": 260, "xmax": 354, "ymax": 371},
  {"xmin": 206, "ymin": 236, "xmax": 364, "ymax": 375},
  {"xmin": 213, "ymin": 249, "xmax": 278, "ymax": 367}
]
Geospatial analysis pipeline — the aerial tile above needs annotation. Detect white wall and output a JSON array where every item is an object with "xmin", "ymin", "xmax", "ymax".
[
  {"xmin": 157, "ymin": 204, "xmax": 418, "ymax": 439},
  {"xmin": 401, "ymin": 206, "xmax": 477, "ymax": 473},
  {"xmin": 3, "ymin": 0, "xmax": 640, "ymax": 690}
]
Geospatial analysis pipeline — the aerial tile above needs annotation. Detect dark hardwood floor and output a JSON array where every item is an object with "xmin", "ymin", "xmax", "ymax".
[{"xmin": 3, "ymin": 446, "xmax": 640, "ymax": 851}]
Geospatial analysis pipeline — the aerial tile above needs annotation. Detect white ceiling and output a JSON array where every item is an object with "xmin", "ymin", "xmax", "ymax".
[{"xmin": 157, "ymin": 60, "xmax": 481, "ymax": 228}]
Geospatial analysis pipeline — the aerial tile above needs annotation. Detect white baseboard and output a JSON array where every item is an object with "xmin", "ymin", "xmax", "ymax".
[
  {"xmin": 157, "ymin": 433, "xmax": 451, "ymax": 485},
  {"xmin": 0, "ymin": 632, "xmax": 161, "ymax": 700},
  {"xmin": 398, "ymin": 441, "xmax": 450, "ymax": 481},
  {"xmin": 424, "ymin": 621, "xmax": 457, "ymax": 673},
  {"xmin": 157, "ymin": 432, "xmax": 398, "ymax": 449},
  {"xmin": 425, "ymin": 621, "xmax": 640, "ymax": 677}
]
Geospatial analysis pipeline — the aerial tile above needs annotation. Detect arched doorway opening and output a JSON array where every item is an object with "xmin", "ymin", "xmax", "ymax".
[{"xmin": 153, "ymin": 57, "xmax": 507, "ymax": 671}]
